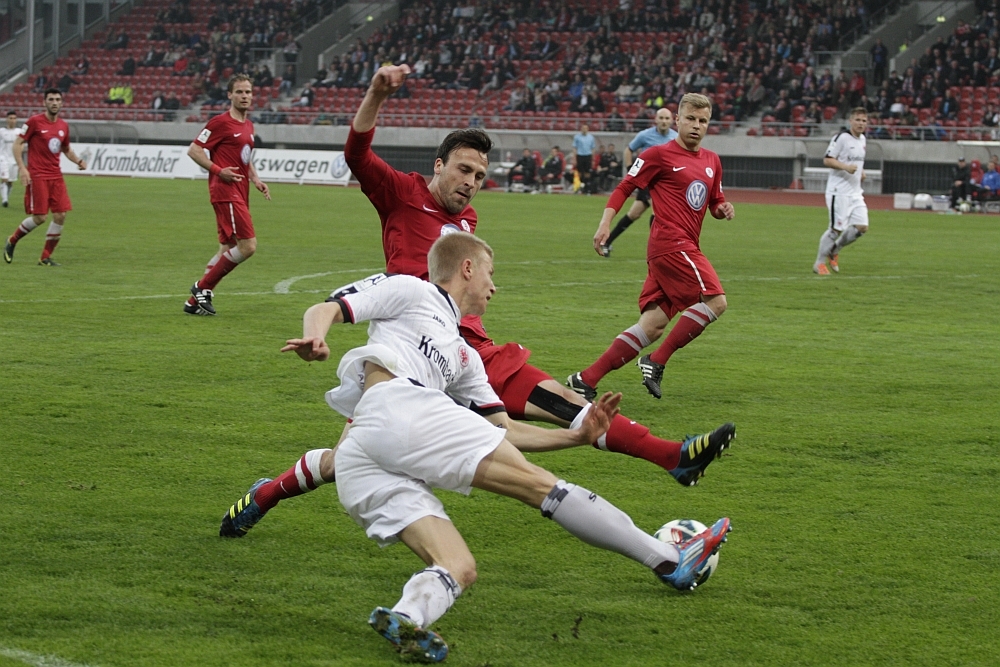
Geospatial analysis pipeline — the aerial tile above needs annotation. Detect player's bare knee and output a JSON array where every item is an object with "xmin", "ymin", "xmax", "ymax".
[
  {"xmin": 449, "ymin": 555, "xmax": 478, "ymax": 590},
  {"xmin": 32, "ymin": 214, "xmax": 46, "ymax": 225},
  {"xmin": 855, "ymin": 225, "xmax": 868, "ymax": 235},
  {"xmin": 704, "ymin": 294, "xmax": 727, "ymax": 317},
  {"xmin": 238, "ymin": 238, "xmax": 257, "ymax": 257},
  {"xmin": 319, "ymin": 448, "xmax": 337, "ymax": 482},
  {"xmin": 52, "ymin": 212, "xmax": 67, "ymax": 224}
]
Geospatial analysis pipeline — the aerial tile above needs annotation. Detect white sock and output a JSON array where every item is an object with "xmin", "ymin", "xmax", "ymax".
[
  {"xmin": 202, "ymin": 254, "xmax": 220, "ymax": 277},
  {"xmin": 223, "ymin": 246, "xmax": 246, "ymax": 264},
  {"xmin": 46, "ymin": 221, "xmax": 63, "ymax": 240},
  {"xmin": 391, "ymin": 566, "xmax": 461, "ymax": 628},
  {"xmin": 542, "ymin": 481, "xmax": 678, "ymax": 569},
  {"xmin": 833, "ymin": 225, "xmax": 863, "ymax": 252},
  {"xmin": 816, "ymin": 228, "xmax": 838, "ymax": 264},
  {"xmin": 19, "ymin": 217, "xmax": 39, "ymax": 235},
  {"xmin": 1, "ymin": 182, "xmax": 8, "ymax": 202}
]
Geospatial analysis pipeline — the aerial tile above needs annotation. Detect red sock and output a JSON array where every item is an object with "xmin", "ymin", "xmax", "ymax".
[
  {"xmin": 254, "ymin": 449, "xmax": 332, "ymax": 512},
  {"xmin": 581, "ymin": 325, "xmax": 648, "ymax": 387},
  {"xmin": 40, "ymin": 236, "xmax": 60, "ymax": 260},
  {"xmin": 10, "ymin": 219, "xmax": 38, "ymax": 244},
  {"xmin": 596, "ymin": 413, "xmax": 681, "ymax": 471},
  {"xmin": 198, "ymin": 255, "xmax": 239, "ymax": 291},
  {"xmin": 649, "ymin": 305, "xmax": 714, "ymax": 366}
]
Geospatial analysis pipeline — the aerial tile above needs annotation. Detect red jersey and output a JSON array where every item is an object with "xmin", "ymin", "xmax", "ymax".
[
  {"xmin": 344, "ymin": 126, "xmax": 478, "ymax": 280},
  {"xmin": 608, "ymin": 139, "xmax": 725, "ymax": 257},
  {"xmin": 343, "ymin": 126, "xmax": 520, "ymax": 362},
  {"xmin": 194, "ymin": 111, "xmax": 254, "ymax": 203},
  {"xmin": 21, "ymin": 114, "xmax": 70, "ymax": 180}
]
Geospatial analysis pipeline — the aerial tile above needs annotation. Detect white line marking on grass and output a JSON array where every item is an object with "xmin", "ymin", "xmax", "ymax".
[
  {"xmin": 0, "ymin": 646, "xmax": 97, "ymax": 667},
  {"xmin": 0, "ymin": 271, "xmax": 979, "ymax": 305}
]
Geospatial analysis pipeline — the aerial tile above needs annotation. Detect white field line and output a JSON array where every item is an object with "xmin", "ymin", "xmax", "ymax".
[
  {"xmin": 0, "ymin": 270, "xmax": 979, "ymax": 305},
  {"xmin": 0, "ymin": 646, "xmax": 97, "ymax": 667}
]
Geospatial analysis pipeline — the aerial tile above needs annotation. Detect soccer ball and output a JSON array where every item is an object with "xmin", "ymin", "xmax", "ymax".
[
  {"xmin": 654, "ymin": 519, "xmax": 719, "ymax": 587},
  {"xmin": 958, "ymin": 201, "xmax": 971, "ymax": 213}
]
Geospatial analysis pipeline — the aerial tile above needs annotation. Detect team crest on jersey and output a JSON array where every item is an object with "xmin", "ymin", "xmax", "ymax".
[
  {"xmin": 440, "ymin": 224, "xmax": 461, "ymax": 236},
  {"xmin": 48, "ymin": 138, "xmax": 62, "ymax": 153},
  {"xmin": 460, "ymin": 219, "xmax": 471, "ymax": 232},
  {"xmin": 458, "ymin": 345, "xmax": 470, "ymax": 367},
  {"xmin": 706, "ymin": 167, "xmax": 714, "ymax": 178},
  {"xmin": 240, "ymin": 144, "xmax": 251, "ymax": 164},
  {"xmin": 686, "ymin": 180, "xmax": 708, "ymax": 210}
]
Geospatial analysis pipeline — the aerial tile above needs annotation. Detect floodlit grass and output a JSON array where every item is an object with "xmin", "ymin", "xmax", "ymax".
[{"xmin": 1, "ymin": 177, "xmax": 998, "ymax": 667}]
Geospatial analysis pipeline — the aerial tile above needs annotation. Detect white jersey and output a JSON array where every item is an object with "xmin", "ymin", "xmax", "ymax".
[
  {"xmin": 825, "ymin": 130, "xmax": 866, "ymax": 196},
  {"xmin": 323, "ymin": 273, "xmax": 503, "ymax": 418},
  {"xmin": 0, "ymin": 126, "xmax": 22, "ymax": 163}
]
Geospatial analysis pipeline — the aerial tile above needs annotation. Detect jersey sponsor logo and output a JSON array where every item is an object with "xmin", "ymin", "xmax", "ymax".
[
  {"xmin": 330, "ymin": 153, "xmax": 350, "ymax": 179},
  {"xmin": 706, "ymin": 167, "xmax": 714, "ymax": 178},
  {"xmin": 460, "ymin": 219, "xmax": 471, "ymax": 232},
  {"xmin": 686, "ymin": 180, "xmax": 708, "ymax": 210},
  {"xmin": 440, "ymin": 223, "xmax": 462, "ymax": 236},
  {"xmin": 417, "ymin": 335, "xmax": 457, "ymax": 383},
  {"xmin": 458, "ymin": 345, "xmax": 470, "ymax": 368},
  {"xmin": 672, "ymin": 166, "xmax": 686, "ymax": 171},
  {"xmin": 197, "ymin": 128, "xmax": 211, "ymax": 143},
  {"xmin": 628, "ymin": 157, "xmax": 644, "ymax": 177},
  {"xmin": 240, "ymin": 144, "xmax": 251, "ymax": 164},
  {"xmin": 48, "ymin": 138, "xmax": 62, "ymax": 154}
]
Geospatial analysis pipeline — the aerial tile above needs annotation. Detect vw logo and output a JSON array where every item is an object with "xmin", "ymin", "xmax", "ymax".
[
  {"xmin": 440, "ymin": 224, "xmax": 461, "ymax": 236},
  {"xmin": 240, "ymin": 144, "xmax": 251, "ymax": 164},
  {"xmin": 686, "ymin": 180, "xmax": 708, "ymax": 210},
  {"xmin": 331, "ymin": 153, "xmax": 350, "ymax": 179},
  {"xmin": 48, "ymin": 137, "xmax": 62, "ymax": 154}
]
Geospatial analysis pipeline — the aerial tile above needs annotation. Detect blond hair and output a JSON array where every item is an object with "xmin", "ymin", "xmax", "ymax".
[
  {"xmin": 428, "ymin": 232, "xmax": 493, "ymax": 283},
  {"xmin": 679, "ymin": 92, "xmax": 713, "ymax": 114}
]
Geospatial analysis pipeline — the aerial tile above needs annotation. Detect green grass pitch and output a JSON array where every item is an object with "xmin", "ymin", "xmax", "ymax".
[{"xmin": 1, "ymin": 177, "xmax": 998, "ymax": 666}]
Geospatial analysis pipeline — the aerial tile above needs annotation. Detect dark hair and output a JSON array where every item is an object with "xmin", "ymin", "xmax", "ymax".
[
  {"xmin": 43, "ymin": 88, "xmax": 63, "ymax": 99},
  {"xmin": 6, "ymin": 111, "xmax": 16, "ymax": 116},
  {"xmin": 436, "ymin": 128, "xmax": 493, "ymax": 164},
  {"xmin": 227, "ymin": 73, "xmax": 253, "ymax": 93}
]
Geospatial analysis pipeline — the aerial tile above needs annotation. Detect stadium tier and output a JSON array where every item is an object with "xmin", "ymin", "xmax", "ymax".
[{"xmin": 2, "ymin": 0, "xmax": 999, "ymax": 138}]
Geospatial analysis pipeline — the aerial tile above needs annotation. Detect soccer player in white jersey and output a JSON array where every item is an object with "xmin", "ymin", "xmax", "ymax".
[
  {"xmin": 0, "ymin": 111, "xmax": 22, "ymax": 207},
  {"xmin": 223, "ymin": 232, "xmax": 731, "ymax": 662},
  {"xmin": 814, "ymin": 107, "xmax": 869, "ymax": 275}
]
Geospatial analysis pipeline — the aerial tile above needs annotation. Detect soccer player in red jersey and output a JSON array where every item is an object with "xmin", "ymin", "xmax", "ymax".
[
  {"xmin": 4, "ymin": 89, "xmax": 86, "ymax": 266},
  {"xmin": 570, "ymin": 93, "xmax": 736, "ymax": 401},
  {"xmin": 182, "ymin": 74, "xmax": 270, "ymax": 315},
  {"xmin": 219, "ymin": 74, "xmax": 737, "ymax": 541}
]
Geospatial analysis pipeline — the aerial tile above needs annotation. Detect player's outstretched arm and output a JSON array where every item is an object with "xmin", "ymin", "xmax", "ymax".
[
  {"xmin": 352, "ymin": 64, "xmax": 411, "ymax": 133},
  {"xmin": 280, "ymin": 302, "xmax": 345, "ymax": 361},
  {"xmin": 486, "ymin": 392, "xmax": 622, "ymax": 452}
]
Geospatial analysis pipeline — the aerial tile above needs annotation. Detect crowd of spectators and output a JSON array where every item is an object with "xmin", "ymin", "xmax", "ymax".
[{"xmin": 301, "ymin": 0, "xmax": 880, "ymax": 126}]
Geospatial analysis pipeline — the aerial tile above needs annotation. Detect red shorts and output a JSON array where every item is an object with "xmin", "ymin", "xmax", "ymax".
[
  {"xmin": 489, "ymin": 359, "xmax": 553, "ymax": 420},
  {"xmin": 639, "ymin": 249, "xmax": 724, "ymax": 319},
  {"xmin": 25, "ymin": 178, "xmax": 72, "ymax": 215},
  {"xmin": 213, "ymin": 200, "xmax": 255, "ymax": 244},
  {"xmin": 478, "ymin": 342, "xmax": 533, "ymax": 395}
]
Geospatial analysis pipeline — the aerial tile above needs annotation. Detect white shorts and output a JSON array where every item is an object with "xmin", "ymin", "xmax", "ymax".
[
  {"xmin": 335, "ymin": 377, "xmax": 507, "ymax": 547},
  {"xmin": 826, "ymin": 193, "xmax": 868, "ymax": 232},
  {"xmin": 0, "ymin": 158, "xmax": 16, "ymax": 181}
]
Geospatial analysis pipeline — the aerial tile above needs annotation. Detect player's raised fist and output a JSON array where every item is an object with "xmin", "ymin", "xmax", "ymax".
[{"xmin": 370, "ymin": 65, "xmax": 411, "ymax": 97}]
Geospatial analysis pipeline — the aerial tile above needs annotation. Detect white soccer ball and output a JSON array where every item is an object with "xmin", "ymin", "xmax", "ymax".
[
  {"xmin": 654, "ymin": 519, "xmax": 720, "ymax": 587},
  {"xmin": 958, "ymin": 201, "xmax": 971, "ymax": 213}
]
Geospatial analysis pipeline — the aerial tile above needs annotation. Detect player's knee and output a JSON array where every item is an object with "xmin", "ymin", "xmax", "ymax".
[
  {"xmin": 52, "ymin": 213, "xmax": 66, "ymax": 224},
  {"xmin": 32, "ymin": 214, "xmax": 46, "ymax": 225},
  {"xmin": 705, "ymin": 294, "xmax": 727, "ymax": 317},
  {"xmin": 855, "ymin": 225, "xmax": 868, "ymax": 235},
  {"xmin": 239, "ymin": 238, "xmax": 257, "ymax": 257},
  {"xmin": 451, "ymin": 555, "xmax": 478, "ymax": 590},
  {"xmin": 319, "ymin": 449, "xmax": 336, "ymax": 482}
]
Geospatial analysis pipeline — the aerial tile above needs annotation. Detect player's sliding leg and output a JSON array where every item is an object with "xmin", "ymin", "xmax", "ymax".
[
  {"xmin": 571, "ymin": 306, "xmax": 669, "ymax": 395},
  {"xmin": 38, "ymin": 214, "xmax": 65, "ymax": 266},
  {"xmin": 1, "ymin": 180, "xmax": 10, "ymax": 207},
  {"xmin": 4, "ymin": 216, "xmax": 42, "ymax": 263},
  {"xmin": 219, "ymin": 447, "xmax": 336, "ymax": 537},
  {"xmin": 504, "ymin": 368, "xmax": 734, "ymax": 484},
  {"xmin": 472, "ymin": 440, "xmax": 731, "ymax": 591},
  {"xmin": 814, "ymin": 228, "xmax": 838, "ymax": 275}
]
